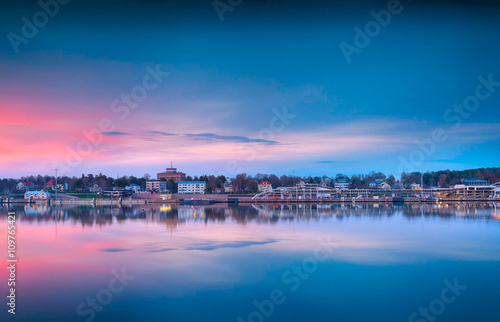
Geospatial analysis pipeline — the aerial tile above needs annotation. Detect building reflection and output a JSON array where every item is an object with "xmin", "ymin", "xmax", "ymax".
[{"xmin": 1, "ymin": 202, "xmax": 500, "ymax": 229}]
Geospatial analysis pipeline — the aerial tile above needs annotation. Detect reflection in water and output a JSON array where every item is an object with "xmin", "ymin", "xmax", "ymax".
[{"xmin": 2, "ymin": 203, "xmax": 500, "ymax": 230}]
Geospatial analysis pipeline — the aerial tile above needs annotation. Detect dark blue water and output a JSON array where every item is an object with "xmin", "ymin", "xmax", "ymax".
[{"xmin": 1, "ymin": 203, "xmax": 499, "ymax": 321}]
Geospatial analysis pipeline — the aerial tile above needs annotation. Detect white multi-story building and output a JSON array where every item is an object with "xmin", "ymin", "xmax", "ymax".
[
  {"xmin": 258, "ymin": 180, "xmax": 273, "ymax": 193},
  {"xmin": 334, "ymin": 178, "xmax": 350, "ymax": 190},
  {"xmin": 178, "ymin": 181, "xmax": 206, "ymax": 194}
]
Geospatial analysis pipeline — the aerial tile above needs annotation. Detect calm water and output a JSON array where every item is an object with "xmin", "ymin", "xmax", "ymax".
[{"xmin": 1, "ymin": 203, "xmax": 500, "ymax": 322}]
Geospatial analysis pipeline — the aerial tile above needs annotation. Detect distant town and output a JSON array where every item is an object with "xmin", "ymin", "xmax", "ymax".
[{"xmin": 1, "ymin": 165, "xmax": 500, "ymax": 203}]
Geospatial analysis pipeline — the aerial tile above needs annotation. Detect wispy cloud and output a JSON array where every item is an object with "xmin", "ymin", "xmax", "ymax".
[
  {"xmin": 314, "ymin": 161, "xmax": 353, "ymax": 164},
  {"xmin": 142, "ymin": 131, "xmax": 280, "ymax": 145},
  {"xmin": 184, "ymin": 133, "xmax": 279, "ymax": 145},
  {"xmin": 101, "ymin": 131, "xmax": 131, "ymax": 136},
  {"xmin": 145, "ymin": 131, "xmax": 176, "ymax": 136}
]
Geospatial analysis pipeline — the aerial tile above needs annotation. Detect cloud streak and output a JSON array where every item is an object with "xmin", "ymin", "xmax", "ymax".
[
  {"xmin": 142, "ymin": 131, "xmax": 280, "ymax": 145},
  {"xmin": 183, "ymin": 133, "xmax": 279, "ymax": 145},
  {"xmin": 101, "ymin": 131, "xmax": 131, "ymax": 136}
]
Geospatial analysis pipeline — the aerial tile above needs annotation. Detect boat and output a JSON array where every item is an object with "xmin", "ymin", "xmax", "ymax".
[{"xmin": 227, "ymin": 198, "xmax": 239, "ymax": 204}]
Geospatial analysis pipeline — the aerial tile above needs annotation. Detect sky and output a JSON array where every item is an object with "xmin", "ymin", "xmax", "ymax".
[{"xmin": 1, "ymin": 0, "xmax": 499, "ymax": 178}]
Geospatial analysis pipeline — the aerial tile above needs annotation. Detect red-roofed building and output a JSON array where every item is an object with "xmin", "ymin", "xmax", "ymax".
[
  {"xmin": 258, "ymin": 180, "xmax": 273, "ymax": 193},
  {"xmin": 45, "ymin": 180, "xmax": 63, "ymax": 191},
  {"xmin": 157, "ymin": 165, "xmax": 186, "ymax": 183}
]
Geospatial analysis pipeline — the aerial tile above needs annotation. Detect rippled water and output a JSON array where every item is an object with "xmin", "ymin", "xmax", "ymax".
[{"xmin": 1, "ymin": 203, "xmax": 499, "ymax": 322}]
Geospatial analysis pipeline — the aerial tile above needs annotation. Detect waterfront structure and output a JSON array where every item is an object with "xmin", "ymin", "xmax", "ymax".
[
  {"xmin": 24, "ymin": 190, "xmax": 51, "ymax": 200},
  {"xmin": 258, "ymin": 180, "xmax": 273, "ymax": 193},
  {"xmin": 146, "ymin": 180, "xmax": 167, "ymax": 193},
  {"xmin": 157, "ymin": 163, "xmax": 186, "ymax": 183},
  {"xmin": 334, "ymin": 178, "xmax": 350, "ymax": 190},
  {"xmin": 452, "ymin": 185, "xmax": 495, "ymax": 199},
  {"xmin": 178, "ymin": 181, "xmax": 206, "ymax": 194},
  {"xmin": 493, "ymin": 183, "xmax": 500, "ymax": 199},
  {"xmin": 253, "ymin": 181, "xmax": 500, "ymax": 201},
  {"xmin": 253, "ymin": 183, "xmax": 333, "ymax": 200},
  {"xmin": 103, "ymin": 190, "xmax": 133, "ymax": 198}
]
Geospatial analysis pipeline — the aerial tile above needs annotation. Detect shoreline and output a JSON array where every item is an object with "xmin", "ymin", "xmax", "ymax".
[{"xmin": 2, "ymin": 198, "xmax": 498, "ymax": 206}]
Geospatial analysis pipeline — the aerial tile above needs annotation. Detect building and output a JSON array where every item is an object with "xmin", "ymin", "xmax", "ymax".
[
  {"xmin": 320, "ymin": 177, "xmax": 333, "ymax": 188},
  {"xmin": 17, "ymin": 181, "xmax": 34, "ymax": 191},
  {"xmin": 124, "ymin": 184, "xmax": 142, "ymax": 192},
  {"xmin": 103, "ymin": 190, "xmax": 133, "ymax": 198},
  {"xmin": 146, "ymin": 180, "xmax": 167, "ymax": 193},
  {"xmin": 411, "ymin": 183, "xmax": 422, "ymax": 190},
  {"xmin": 178, "ymin": 181, "xmax": 206, "ymax": 194},
  {"xmin": 224, "ymin": 184, "xmax": 234, "ymax": 193},
  {"xmin": 157, "ymin": 164, "xmax": 186, "ymax": 183},
  {"xmin": 379, "ymin": 182, "xmax": 392, "ymax": 189},
  {"xmin": 452, "ymin": 184, "xmax": 495, "ymax": 199},
  {"xmin": 461, "ymin": 178, "xmax": 488, "ymax": 186},
  {"xmin": 45, "ymin": 179, "xmax": 64, "ymax": 191},
  {"xmin": 334, "ymin": 178, "xmax": 350, "ymax": 190},
  {"xmin": 368, "ymin": 179, "xmax": 391, "ymax": 189},
  {"xmin": 89, "ymin": 184, "xmax": 101, "ymax": 193},
  {"xmin": 24, "ymin": 191, "xmax": 51, "ymax": 200},
  {"xmin": 258, "ymin": 180, "xmax": 273, "ymax": 193},
  {"xmin": 253, "ymin": 183, "xmax": 333, "ymax": 200}
]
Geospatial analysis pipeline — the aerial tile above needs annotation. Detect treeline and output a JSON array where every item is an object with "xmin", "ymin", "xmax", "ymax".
[
  {"xmin": 402, "ymin": 167, "xmax": 500, "ymax": 188},
  {"xmin": 1, "ymin": 167, "xmax": 499, "ymax": 194}
]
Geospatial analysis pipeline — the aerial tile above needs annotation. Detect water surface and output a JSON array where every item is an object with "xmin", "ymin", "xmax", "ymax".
[{"xmin": 1, "ymin": 203, "xmax": 499, "ymax": 322}]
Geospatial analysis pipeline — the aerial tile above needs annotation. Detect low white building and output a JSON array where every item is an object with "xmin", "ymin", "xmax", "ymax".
[
  {"xmin": 24, "ymin": 191, "xmax": 51, "ymax": 200},
  {"xmin": 178, "ymin": 181, "xmax": 206, "ymax": 194},
  {"xmin": 124, "ymin": 184, "xmax": 142, "ymax": 192}
]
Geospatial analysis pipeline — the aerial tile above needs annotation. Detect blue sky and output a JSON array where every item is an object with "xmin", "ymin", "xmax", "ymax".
[{"xmin": 1, "ymin": 0, "xmax": 499, "ymax": 178}]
